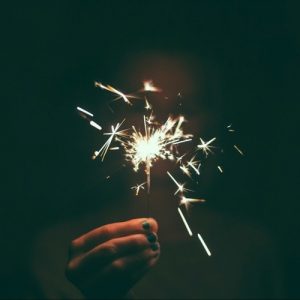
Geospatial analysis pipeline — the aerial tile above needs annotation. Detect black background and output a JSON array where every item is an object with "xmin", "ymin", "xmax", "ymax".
[{"xmin": 3, "ymin": 1, "xmax": 300, "ymax": 298}]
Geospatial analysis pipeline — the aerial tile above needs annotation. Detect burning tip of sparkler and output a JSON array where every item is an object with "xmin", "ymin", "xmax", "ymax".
[{"xmin": 143, "ymin": 80, "xmax": 162, "ymax": 92}]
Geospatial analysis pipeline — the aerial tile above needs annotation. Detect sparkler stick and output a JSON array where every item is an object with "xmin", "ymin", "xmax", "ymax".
[{"xmin": 178, "ymin": 207, "xmax": 193, "ymax": 236}]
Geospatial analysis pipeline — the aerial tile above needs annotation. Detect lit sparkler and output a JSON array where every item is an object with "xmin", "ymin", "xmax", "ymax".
[
  {"xmin": 78, "ymin": 79, "xmax": 244, "ymax": 257},
  {"xmin": 119, "ymin": 116, "xmax": 193, "ymax": 193}
]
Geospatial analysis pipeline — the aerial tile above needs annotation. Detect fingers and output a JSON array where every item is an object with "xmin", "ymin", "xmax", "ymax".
[
  {"xmin": 68, "ymin": 232, "xmax": 159, "ymax": 276},
  {"xmin": 70, "ymin": 218, "xmax": 158, "ymax": 255},
  {"xmin": 80, "ymin": 247, "xmax": 160, "ymax": 298}
]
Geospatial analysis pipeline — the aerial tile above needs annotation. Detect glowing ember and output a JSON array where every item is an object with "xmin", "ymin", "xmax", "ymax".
[{"xmin": 143, "ymin": 80, "xmax": 162, "ymax": 92}]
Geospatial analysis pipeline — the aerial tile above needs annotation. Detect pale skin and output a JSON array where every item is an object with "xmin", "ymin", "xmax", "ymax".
[{"xmin": 65, "ymin": 218, "xmax": 160, "ymax": 299}]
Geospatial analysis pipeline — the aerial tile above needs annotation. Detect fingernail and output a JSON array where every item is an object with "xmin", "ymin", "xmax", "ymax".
[
  {"xmin": 142, "ymin": 221, "xmax": 151, "ymax": 231},
  {"xmin": 150, "ymin": 242, "xmax": 159, "ymax": 251},
  {"xmin": 147, "ymin": 232, "xmax": 157, "ymax": 243}
]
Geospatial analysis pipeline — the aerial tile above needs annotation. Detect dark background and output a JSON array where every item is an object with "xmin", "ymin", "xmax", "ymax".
[{"xmin": 3, "ymin": 1, "xmax": 299, "ymax": 298}]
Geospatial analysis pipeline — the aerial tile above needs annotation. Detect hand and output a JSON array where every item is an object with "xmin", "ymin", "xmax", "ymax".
[{"xmin": 65, "ymin": 218, "xmax": 160, "ymax": 299}]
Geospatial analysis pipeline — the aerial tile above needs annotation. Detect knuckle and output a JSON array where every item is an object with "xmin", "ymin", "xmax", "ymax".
[
  {"xmin": 99, "ymin": 225, "xmax": 111, "ymax": 239},
  {"xmin": 65, "ymin": 260, "xmax": 77, "ymax": 281},
  {"xmin": 111, "ymin": 260, "xmax": 124, "ymax": 272},
  {"xmin": 100, "ymin": 243, "xmax": 117, "ymax": 257}
]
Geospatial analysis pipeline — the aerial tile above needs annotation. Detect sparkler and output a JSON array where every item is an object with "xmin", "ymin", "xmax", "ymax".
[{"xmin": 77, "ymin": 79, "xmax": 244, "ymax": 256}]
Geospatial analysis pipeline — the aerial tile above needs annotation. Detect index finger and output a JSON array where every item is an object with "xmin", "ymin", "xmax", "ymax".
[{"xmin": 71, "ymin": 218, "xmax": 158, "ymax": 254}]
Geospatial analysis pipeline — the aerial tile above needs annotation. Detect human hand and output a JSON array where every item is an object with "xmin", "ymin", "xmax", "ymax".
[{"xmin": 65, "ymin": 218, "xmax": 160, "ymax": 299}]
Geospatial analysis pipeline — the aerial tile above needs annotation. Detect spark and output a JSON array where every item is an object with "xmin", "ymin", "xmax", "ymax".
[
  {"xmin": 120, "ymin": 116, "xmax": 192, "ymax": 193},
  {"xmin": 187, "ymin": 156, "xmax": 201, "ymax": 175},
  {"xmin": 144, "ymin": 97, "xmax": 152, "ymax": 110},
  {"xmin": 178, "ymin": 207, "xmax": 193, "ymax": 236},
  {"xmin": 143, "ymin": 80, "xmax": 162, "ymax": 92},
  {"xmin": 176, "ymin": 154, "xmax": 186, "ymax": 164},
  {"xmin": 217, "ymin": 165, "xmax": 223, "ymax": 173},
  {"xmin": 77, "ymin": 106, "xmax": 94, "ymax": 117},
  {"xmin": 234, "ymin": 144, "xmax": 244, "ymax": 156},
  {"xmin": 95, "ymin": 81, "xmax": 138, "ymax": 105},
  {"xmin": 197, "ymin": 137, "xmax": 216, "ymax": 156},
  {"xmin": 197, "ymin": 233, "xmax": 211, "ymax": 256},
  {"xmin": 180, "ymin": 196, "xmax": 205, "ymax": 210},
  {"xmin": 180, "ymin": 164, "xmax": 191, "ymax": 177},
  {"xmin": 167, "ymin": 171, "xmax": 192, "ymax": 195},
  {"xmin": 90, "ymin": 120, "xmax": 102, "ymax": 131},
  {"xmin": 93, "ymin": 120, "xmax": 127, "ymax": 161},
  {"xmin": 131, "ymin": 182, "xmax": 146, "ymax": 196},
  {"xmin": 109, "ymin": 147, "xmax": 119, "ymax": 150}
]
